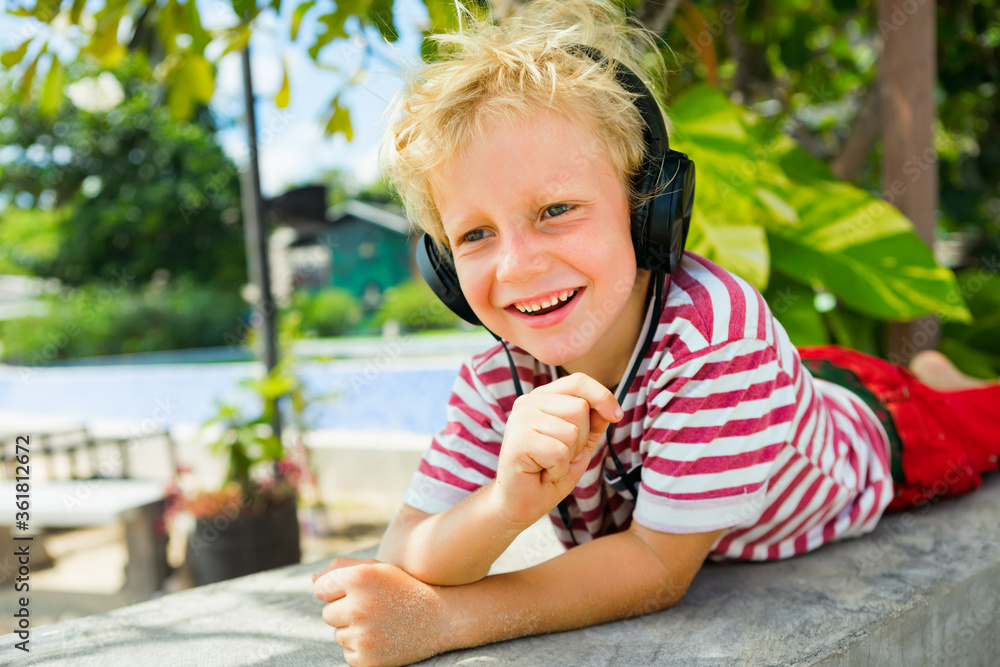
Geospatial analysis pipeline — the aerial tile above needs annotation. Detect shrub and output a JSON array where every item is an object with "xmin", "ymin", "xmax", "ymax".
[
  {"xmin": 290, "ymin": 288, "xmax": 361, "ymax": 338},
  {"xmin": 0, "ymin": 280, "xmax": 247, "ymax": 363},
  {"xmin": 369, "ymin": 279, "xmax": 461, "ymax": 333}
]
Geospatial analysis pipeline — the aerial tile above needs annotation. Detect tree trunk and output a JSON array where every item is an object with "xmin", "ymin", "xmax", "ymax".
[{"xmin": 879, "ymin": 0, "xmax": 939, "ymax": 364}]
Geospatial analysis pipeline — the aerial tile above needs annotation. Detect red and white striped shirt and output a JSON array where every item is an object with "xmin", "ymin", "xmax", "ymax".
[{"xmin": 404, "ymin": 252, "xmax": 894, "ymax": 561}]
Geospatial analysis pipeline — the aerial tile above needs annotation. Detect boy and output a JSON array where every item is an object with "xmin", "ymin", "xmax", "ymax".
[{"xmin": 313, "ymin": 2, "xmax": 1000, "ymax": 665}]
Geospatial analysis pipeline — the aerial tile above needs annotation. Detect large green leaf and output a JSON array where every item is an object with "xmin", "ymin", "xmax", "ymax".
[
  {"xmin": 39, "ymin": 55, "xmax": 65, "ymax": 115},
  {"xmin": 769, "ymin": 232, "xmax": 969, "ymax": 322},
  {"xmin": 762, "ymin": 140, "xmax": 969, "ymax": 322},
  {"xmin": 669, "ymin": 84, "xmax": 969, "ymax": 324},
  {"xmin": 669, "ymin": 85, "xmax": 771, "ymax": 288},
  {"xmin": 764, "ymin": 272, "xmax": 830, "ymax": 347}
]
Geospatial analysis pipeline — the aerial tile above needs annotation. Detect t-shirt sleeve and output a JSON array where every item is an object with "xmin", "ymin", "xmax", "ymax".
[
  {"xmin": 403, "ymin": 361, "xmax": 506, "ymax": 514},
  {"xmin": 633, "ymin": 338, "xmax": 797, "ymax": 534}
]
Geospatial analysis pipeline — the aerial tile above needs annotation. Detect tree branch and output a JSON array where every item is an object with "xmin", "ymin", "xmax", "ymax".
[{"xmin": 830, "ymin": 74, "xmax": 881, "ymax": 182}]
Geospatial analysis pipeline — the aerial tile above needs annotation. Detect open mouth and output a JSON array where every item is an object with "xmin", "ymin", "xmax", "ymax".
[{"xmin": 513, "ymin": 289, "xmax": 579, "ymax": 316}]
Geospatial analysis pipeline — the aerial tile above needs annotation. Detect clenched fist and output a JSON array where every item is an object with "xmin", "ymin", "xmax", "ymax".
[{"xmin": 494, "ymin": 372, "xmax": 622, "ymax": 526}]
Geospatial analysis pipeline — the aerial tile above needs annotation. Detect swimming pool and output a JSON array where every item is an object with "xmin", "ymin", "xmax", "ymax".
[{"xmin": 0, "ymin": 357, "xmax": 464, "ymax": 434}]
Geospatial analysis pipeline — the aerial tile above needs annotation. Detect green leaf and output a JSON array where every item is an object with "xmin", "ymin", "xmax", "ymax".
[
  {"xmin": 1, "ymin": 40, "xmax": 30, "ymax": 68},
  {"xmin": 166, "ymin": 76, "xmax": 192, "ymax": 119},
  {"xmin": 232, "ymin": 0, "xmax": 258, "ymax": 21},
  {"xmin": 938, "ymin": 338, "xmax": 1000, "ymax": 380},
  {"xmin": 687, "ymin": 210, "xmax": 770, "ymax": 289},
  {"xmin": 86, "ymin": 20, "xmax": 127, "ymax": 67},
  {"xmin": 35, "ymin": 0, "xmax": 60, "ymax": 22},
  {"xmin": 275, "ymin": 64, "xmax": 290, "ymax": 108},
  {"xmin": 69, "ymin": 0, "xmax": 87, "ymax": 23},
  {"xmin": 39, "ymin": 55, "xmax": 65, "ymax": 115},
  {"xmin": 324, "ymin": 98, "xmax": 353, "ymax": 140},
  {"xmin": 18, "ymin": 48, "xmax": 43, "ymax": 100},
  {"xmin": 308, "ymin": 0, "xmax": 373, "ymax": 59},
  {"xmin": 941, "ymin": 269, "xmax": 1000, "ymax": 365},
  {"xmin": 185, "ymin": 53, "xmax": 215, "ymax": 103},
  {"xmin": 292, "ymin": 0, "xmax": 317, "ymax": 41},
  {"xmin": 769, "ymin": 232, "xmax": 970, "ymax": 322},
  {"xmin": 423, "ymin": 0, "xmax": 460, "ymax": 32},
  {"xmin": 764, "ymin": 273, "xmax": 829, "ymax": 347},
  {"xmin": 219, "ymin": 25, "xmax": 252, "ymax": 58},
  {"xmin": 185, "ymin": 0, "xmax": 213, "ymax": 52},
  {"xmin": 367, "ymin": 0, "xmax": 398, "ymax": 43}
]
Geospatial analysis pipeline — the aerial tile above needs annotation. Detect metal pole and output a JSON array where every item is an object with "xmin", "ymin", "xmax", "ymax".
[{"xmin": 240, "ymin": 45, "xmax": 282, "ymax": 438}]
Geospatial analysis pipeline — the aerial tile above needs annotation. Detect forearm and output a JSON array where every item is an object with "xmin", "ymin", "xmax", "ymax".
[
  {"xmin": 437, "ymin": 529, "xmax": 698, "ymax": 651},
  {"xmin": 377, "ymin": 482, "xmax": 533, "ymax": 586}
]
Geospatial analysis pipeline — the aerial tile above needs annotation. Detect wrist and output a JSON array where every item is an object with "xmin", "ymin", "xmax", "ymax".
[
  {"xmin": 437, "ymin": 581, "xmax": 483, "ymax": 652},
  {"xmin": 484, "ymin": 479, "xmax": 543, "ymax": 533}
]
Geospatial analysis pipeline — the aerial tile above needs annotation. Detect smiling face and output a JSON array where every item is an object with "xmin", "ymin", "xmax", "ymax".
[{"xmin": 430, "ymin": 109, "xmax": 652, "ymax": 387}]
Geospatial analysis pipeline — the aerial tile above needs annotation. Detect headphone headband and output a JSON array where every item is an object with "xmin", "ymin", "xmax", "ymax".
[{"xmin": 416, "ymin": 44, "xmax": 695, "ymax": 325}]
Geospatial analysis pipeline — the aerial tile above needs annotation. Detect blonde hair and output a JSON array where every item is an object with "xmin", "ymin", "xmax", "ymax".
[{"xmin": 378, "ymin": 0, "xmax": 670, "ymax": 247}]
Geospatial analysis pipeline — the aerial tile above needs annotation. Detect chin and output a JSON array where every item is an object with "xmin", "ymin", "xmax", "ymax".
[{"xmin": 518, "ymin": 338, "xmax": 592, "ymax": 370}]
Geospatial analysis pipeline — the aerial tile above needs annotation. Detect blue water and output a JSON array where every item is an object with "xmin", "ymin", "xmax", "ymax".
[{"xmin": 0, "ymin": 359, "xmax": 462, "ymax": 434}]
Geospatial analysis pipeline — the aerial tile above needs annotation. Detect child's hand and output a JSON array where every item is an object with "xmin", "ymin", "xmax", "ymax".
[
  {"xmin": 495, "ymin": 372, "xmax": 623, "ymax": 526},
  {"xmin": 313, "ymin": 557, "xmax": 451, "ymax": 667}
]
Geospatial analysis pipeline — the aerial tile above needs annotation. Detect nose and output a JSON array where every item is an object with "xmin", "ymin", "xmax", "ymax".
[{"xmin": 495, "ymin": 226, "xmax": 549, "ymax": 284}]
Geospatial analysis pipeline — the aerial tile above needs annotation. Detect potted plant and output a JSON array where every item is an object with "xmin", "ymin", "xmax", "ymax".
[{"xmin": 170, "ymin": 317, "xmax": 328, "ymax": 586}]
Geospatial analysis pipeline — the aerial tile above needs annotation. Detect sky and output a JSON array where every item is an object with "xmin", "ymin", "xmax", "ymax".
[{"xmin": 0, "ymin": 0, "xmax": 429, "ymax": 197}]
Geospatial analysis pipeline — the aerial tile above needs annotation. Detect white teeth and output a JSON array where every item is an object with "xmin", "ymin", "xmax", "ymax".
[{"xmin": 513, "ymin": 289, "xmax": 578, "ymax": 313}]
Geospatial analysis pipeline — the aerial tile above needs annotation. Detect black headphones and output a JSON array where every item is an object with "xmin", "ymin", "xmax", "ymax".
[{"xmin": 415, "ymin": 45, "xmax": 695, "ymax": 327}]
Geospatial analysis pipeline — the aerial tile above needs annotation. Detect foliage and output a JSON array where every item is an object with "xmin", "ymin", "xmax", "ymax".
[
  {"xmin": 369, "ymin": 279, "xmax": 461, "ymax": 333},
  {"xmin": 174, "ymin": 313, "xmax": 326, "ymax": 519},
  {"xmin": 670, "ymin": 84, "xmax": 969, "ymax": 346},
  {"xmin": 5, "ymin": 0, "xmax": 996, "ymax": 364},
  {"xmin": 0, "ymin": 279, "xmax": 247, "ymax": 363},
  {"xmin": 288, "ymin": 287, "xmax": 362, "ymax": 338},
  {"xmin": 0, "ymin": 56, "xmax": 246, "ymax": 289},
  {"xmin": 939, "ymin": 268, "xmax": 1000, "ymax": 379}
]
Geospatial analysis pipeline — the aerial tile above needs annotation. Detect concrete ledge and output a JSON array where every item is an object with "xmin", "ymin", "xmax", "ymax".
[{"xmin": 4, "ymin": 475, "xmax": 999, "ymax": 666}]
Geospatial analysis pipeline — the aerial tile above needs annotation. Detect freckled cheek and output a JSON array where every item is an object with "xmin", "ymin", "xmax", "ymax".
[{"xmin": 455, "ymin": 264, "xmax": 495, "ymax": 310}]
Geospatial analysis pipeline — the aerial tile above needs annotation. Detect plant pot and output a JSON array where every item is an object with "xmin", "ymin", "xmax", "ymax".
[{"xmin": 186, "ymin": 494, "xmax": 302, "ymax": 586}]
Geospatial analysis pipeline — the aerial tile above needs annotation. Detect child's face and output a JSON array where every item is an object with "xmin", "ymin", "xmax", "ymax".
[{"xmin": 431, "ymin": 109, "xmax": 649, "ymax": 376}]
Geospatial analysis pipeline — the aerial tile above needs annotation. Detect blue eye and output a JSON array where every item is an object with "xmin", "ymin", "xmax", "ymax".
[
  {"xmin": 544, "ymin": 203, "xmax": 573, "ymax": 218},
  {"xmin": 460, "ymin": 229, "xmax": 489, "ymax": 244}
]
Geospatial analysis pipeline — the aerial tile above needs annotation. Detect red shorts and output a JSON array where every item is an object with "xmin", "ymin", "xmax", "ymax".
[{"xmin": 798, "ymin": 345, "xmax": 1000, "ymax": 512}]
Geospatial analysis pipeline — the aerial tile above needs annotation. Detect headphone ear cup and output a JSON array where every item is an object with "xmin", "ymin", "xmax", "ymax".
[
  {"xmin": 633, "ymin": 151, "xmax": 695, "ymax": 274},
  {"xmin": 415, "ymin": 233, "xmax": 482, "ymax": 326},
  {"xmin": 630, "ymin": 156, "xmax": 661, "ymax": 271}
]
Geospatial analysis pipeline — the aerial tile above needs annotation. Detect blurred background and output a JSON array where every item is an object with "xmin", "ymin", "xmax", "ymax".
[{"xmin": 0, "ymin": 0, "xmax": 997, "ymax": 633}]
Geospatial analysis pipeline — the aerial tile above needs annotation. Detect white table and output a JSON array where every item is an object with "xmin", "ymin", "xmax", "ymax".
[{"xmin": 0, "ymin": 479, "xmax": 169, "ymax": 613}]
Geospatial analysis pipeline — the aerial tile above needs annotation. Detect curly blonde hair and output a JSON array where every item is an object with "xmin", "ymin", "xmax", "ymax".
[{"xmin": 378, "ymin": 0, "xmax": 670, "ymax": 248}]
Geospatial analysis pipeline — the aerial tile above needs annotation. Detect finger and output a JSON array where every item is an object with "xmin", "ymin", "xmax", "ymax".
[
  {"xmin": 522, "ymin": 393, "xmax": 595, "ymax": 463},
  {"xmin": 323, "ymin": 599, "xmax": 353, "ymax": 629},
  {"xmin": 314, "ymin": 569, "xmax": 349, "ymax": 603},
  {"xmin": 520, "ymin": 433, "xmax": 575, "ymax": 482},
  {"xmin": 311, "ymin": 557, "xmax": 379, "ymax": 583},
  {"xmin": 526, "ymin": 407, "xmax": 585, "ymax": 455},
  {"xmin": 539, "ymin": 373, "xmax": 623, "ymax": 425}
]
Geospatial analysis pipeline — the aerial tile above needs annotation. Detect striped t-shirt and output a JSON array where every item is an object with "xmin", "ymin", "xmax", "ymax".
[{"xmin": 404, "ymin": 252, "xmax": 894, "ymax": 561}]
